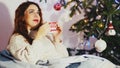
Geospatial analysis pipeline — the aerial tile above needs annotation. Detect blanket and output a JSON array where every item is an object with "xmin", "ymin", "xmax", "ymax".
[
  {"xmin": 48, "ymin": 55, "xmax": 117, "ymax": 68},
  {"xmin": 0, "ymin": 50, "xmax": 48, "ymax": 68},
  {"xmin": 0, "ymin": 50, "xmax": 118, "ymax": 68}
]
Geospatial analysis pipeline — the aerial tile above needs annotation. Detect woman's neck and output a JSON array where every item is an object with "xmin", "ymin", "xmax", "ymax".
[{"xmin": 27, "ymin": 27, "xmax": 31, "ymax": 34}]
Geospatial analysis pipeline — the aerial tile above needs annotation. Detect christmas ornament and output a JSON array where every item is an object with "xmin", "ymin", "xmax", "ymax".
[
  {"xmin": 39, "ymin": 0, "xmax": 47, "ymax": 3},
  {"xmin": 95, "ymin": 39, "xmax": 107, "ymax": 52},
  {"xmin": 106, "ymin": 21, "xmax": 116, "ymax": 36},
  {"xmin": 115, "ymin": 0, "xmax": 120, "ymax": 4},
  {"xmin": 54, "ymin": 3, "xmax": 62, "ymax": 11},
  {"xmin": 84, "ymin": 18, "xmax": 89, "ymax": 23},
  {"xmin": 60, "ymin": 0, "xmax": 66, "ymax": 6},
  {"xmin": 71, "ymin": 25, "xmax": 77, "ymax": 29},
  {"xmin": 96, "ymin": 15, "xmax": 101, "ymax": 20},
  {"xmin": 98, "ymin": 23, "xmax": 104, "ymax": 28}
]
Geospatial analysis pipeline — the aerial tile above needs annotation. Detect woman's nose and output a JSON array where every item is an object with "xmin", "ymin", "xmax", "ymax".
[{"xmin": 34, "ymin": 13, "xmax": 39, "ymax": 18}]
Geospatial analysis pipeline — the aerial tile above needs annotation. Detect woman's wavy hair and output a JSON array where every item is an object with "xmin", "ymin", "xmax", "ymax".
[{"xmin": 13, "ymin": 1, "xmax": 43, "ymax": 44}]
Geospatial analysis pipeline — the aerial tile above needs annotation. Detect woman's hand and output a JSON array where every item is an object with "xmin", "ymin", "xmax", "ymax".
[
  {"xmin": 35, "ymin": 22, "xmax": 50, "ymax": 39},
  {"xmin": 52, "ymin": 25, "xmax": 62, "ymax": 44}
]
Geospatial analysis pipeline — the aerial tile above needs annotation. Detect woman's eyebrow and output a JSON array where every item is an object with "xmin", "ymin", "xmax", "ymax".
[
  {"xmin": 28, "ymin": 9, "xmax": 39, "ymax": 11},
  {"xmin": 28, "ymin": 9, "xmax": 34, "ymax": 11}
]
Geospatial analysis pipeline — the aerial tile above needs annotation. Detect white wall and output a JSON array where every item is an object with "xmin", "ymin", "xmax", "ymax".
[
  {"xmin": 0, "ymin": 0, "xmax": 87, "ymax": 51},
  {"xmin": 0, "ymin": 0, "xmax": 26, "ymax": 51}
]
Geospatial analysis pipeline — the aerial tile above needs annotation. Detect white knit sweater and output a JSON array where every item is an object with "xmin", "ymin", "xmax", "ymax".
[{"xmin": 7, "ymin": 34, "xmax": 69, "ymax": 64}]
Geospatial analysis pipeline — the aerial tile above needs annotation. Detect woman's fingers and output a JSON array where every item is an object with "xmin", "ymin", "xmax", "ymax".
[{"xmin": 36, "ymin": 22, "xmax": 50, "ymax": 38}]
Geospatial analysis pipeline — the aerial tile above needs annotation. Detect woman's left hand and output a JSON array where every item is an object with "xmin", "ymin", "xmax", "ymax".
[{"xmin": 52, "ymin": 25, "xmax": 62, "ymax": 43}]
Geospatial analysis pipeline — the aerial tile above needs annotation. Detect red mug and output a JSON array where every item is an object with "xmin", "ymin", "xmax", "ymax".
[{"xmin": 49, "ymin": 22, "xmax": 57, "ymax": 33}]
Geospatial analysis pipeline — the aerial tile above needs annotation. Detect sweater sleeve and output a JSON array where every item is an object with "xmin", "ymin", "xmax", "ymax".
[
  {"xmin": 7, "ymin": 34, "xmax": 41, "ymax": 64},
  {"xmin": 55, "ymin": 43, "xmax": 69, "ymax": 58}
]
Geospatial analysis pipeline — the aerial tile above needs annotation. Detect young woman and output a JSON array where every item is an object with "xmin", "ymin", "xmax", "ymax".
[
  {"xmin": 6, "ymin": 1, "xmax": 117, "ymax": 68},
  {"xmin": 7, "ymin": 1, "xmax": 68, "ymax": 64}
]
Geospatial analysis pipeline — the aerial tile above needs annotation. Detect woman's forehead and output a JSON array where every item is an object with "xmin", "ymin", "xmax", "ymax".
[{"xmin": 26, "ymin": 4, "xmax": 38, "ymax": 11}]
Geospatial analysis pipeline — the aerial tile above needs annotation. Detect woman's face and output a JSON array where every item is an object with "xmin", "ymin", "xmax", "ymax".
[{"xmin": 24, "ymin": 4, "xmax": 40, "ymax": 30}]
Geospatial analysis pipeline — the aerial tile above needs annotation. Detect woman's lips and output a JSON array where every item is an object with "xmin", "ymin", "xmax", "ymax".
[{"xmin": 33, "ymin": 19, "xmax": 39, "ymax": 23}]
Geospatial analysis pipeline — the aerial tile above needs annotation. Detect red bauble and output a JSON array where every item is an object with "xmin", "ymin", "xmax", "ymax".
[{"xmin": 54, "ymin": 3, "xmax": 62, "ymax": 11}]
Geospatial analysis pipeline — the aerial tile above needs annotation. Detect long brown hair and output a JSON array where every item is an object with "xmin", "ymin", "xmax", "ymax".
[{"xmin": 13, "ymin": 1, "xmax": 43, "ymax": 44}]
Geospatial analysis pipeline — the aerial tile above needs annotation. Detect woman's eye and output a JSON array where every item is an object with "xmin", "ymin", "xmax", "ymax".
[
  {"xmin": 29, "ymin": 10, "xmax": 34, "ymax": 14},
  {"xmin": 28, "ymin": 10, "xmax": 39, "ymax": 14}
]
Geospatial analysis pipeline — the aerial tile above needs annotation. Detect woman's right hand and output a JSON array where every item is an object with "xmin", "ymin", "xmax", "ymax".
[{"xmin": 35, "ymin": 22, "xmax": 50, "ymax": 39}]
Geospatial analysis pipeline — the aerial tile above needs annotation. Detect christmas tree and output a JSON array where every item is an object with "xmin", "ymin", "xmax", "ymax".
[
  {"xmin": 65, "ymin": 0, "xmax": 120, "ymax": 65},
  {"xmin": 39, "ymin": 0, "xmax": 120, "ymax": 65}
]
